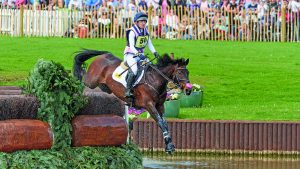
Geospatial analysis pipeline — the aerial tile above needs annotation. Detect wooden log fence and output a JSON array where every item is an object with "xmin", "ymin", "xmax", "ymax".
[{"xmin": 0, "ymin": 86, "xmax": 127, "ymax": 153}]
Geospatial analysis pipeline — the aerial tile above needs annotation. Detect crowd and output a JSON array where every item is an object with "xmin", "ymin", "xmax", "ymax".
[{"xmin": 1, "ymin": 0, "xmax": 299, "ymax": 41}]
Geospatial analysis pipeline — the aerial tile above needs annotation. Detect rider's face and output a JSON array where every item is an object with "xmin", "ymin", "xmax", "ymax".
[{"xmin": 137, "ymin": 20, "xmax": 147, "ymax": 29}]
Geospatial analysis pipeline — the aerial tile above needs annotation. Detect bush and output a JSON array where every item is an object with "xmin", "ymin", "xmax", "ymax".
[
  {"xmin": 0, "ymin": 144, "xmax": 143, "ymax": 169},
  {"xmin": 24, "ymin": 59, "xmax": 87, "ymax": 149}
]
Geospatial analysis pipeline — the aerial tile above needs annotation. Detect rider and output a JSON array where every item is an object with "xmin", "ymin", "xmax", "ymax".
[{"xmin": 123, "ymin": 12, "xmax": 159, "ymax": 98}]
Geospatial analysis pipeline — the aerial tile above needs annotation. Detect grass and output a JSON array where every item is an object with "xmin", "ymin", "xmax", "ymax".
[{"xmin": 0, "ymin": 37, "xmax": 299, "ymax": 121}]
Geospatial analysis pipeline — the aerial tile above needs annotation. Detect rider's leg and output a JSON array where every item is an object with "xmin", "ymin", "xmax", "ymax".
[
  {"xmin": 125, "ymin": 68, "xmax": 136, "ymax": 97},
  {"xmin": 125, "ymin": 54, "xmax": 138, "ymax": 97}
]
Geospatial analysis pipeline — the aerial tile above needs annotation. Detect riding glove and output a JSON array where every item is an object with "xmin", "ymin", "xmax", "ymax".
[{"xmin": 135, "ymin": 53, "xmax": 146, "ymax": 60}]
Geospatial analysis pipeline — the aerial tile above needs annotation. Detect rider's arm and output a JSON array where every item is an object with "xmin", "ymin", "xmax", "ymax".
[
  {"xmin": 147, "ymin": 37, "xmax": 156, "ymax": 54},
  {"xmin": 128, "ymin": 31, "xmax": 139, "ymax": 54}
]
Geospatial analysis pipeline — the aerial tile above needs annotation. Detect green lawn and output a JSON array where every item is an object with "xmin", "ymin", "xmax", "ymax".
[{"xmin": 0, "ymin": 37, "xmax": 299, "ymax": 121}]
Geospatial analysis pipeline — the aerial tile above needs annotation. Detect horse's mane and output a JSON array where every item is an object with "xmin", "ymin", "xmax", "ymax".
[{"xmin": 156, "ymin": 53, "xmax": 186, "ymax": 68}]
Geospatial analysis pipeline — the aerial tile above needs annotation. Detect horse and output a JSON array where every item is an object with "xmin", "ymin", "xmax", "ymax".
[{"xmin": 73, "ymin": 49, "xmax": 192, "ymax": 154}]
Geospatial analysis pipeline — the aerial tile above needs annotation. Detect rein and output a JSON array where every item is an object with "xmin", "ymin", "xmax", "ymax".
[
  {"xmin": 149, "ymin": 64, "xmax": 182, "ymax": 89},
  {"xmin": 141, "ymin": 64, "xmax": 184, "ymax": 97}
]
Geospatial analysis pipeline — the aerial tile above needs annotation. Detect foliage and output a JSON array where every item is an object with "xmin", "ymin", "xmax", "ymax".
[
  {"xmin": 128, "ymin": 107, "xmax": 146, "ymax": 122},
  {"xmin": 192, "ymin": 83, "xmax": 203, "ymax": 92},
  {"xmin": 0, "ymin": 144, "xmax": 142, "ymax": 169},
  {"xmin": 166, "ymin": 93, "xmax": 180, "ymax": 101},
  {"xmin": 24, "ymin": 60, "xmax": 87, "ymax": 149}
]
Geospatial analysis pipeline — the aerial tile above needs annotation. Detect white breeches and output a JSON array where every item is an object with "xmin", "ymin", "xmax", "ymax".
[{"xmin": 124, "ymin": 53, "xmax": 139, "ymax": 75}]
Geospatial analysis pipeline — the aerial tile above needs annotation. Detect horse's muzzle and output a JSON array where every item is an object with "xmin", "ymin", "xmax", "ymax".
[
  {"xmin": 184, "ymin": 88, "xmax": 192, "ymax": 95},
  {"xmin": 183, "ymin": 83, "xmax": 192, "ymax": 95}
]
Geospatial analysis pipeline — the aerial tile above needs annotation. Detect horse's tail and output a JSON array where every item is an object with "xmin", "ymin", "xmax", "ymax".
[{"xmin": 73, "ymin": 49, "xmax": 110, "ymax": 81}]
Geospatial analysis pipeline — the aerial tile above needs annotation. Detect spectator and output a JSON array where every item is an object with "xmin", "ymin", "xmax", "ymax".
[
  {"xmin": 179, "ymin": 15, "xmax": 193, "ymax": 39},
  {"xmin": 238, "ymin": 0, "xmax": 246, "ymax": 11},
  {"xmin": 138, "ymin": 0, "xmax": 148, "ymax": 10},
  {"xmin": 269, "ymin": 0, "xmax": 278, "ymax": 23},
  {"xmin": 287, "ymin": 0, "xmax": 300, "ymax": 40},
  {"xmin": 228, "ymin": 0, "xmax": 238, "ymax": 37},
  {"xmin": 257, "ymin": 0, "xmax": 268, "ymax": 21},
  {"xmin": 74, "ymin": 12, "xmax": 94, "ymax": 38},
  {"xmin": 122, "ymin": 0, "xmax": 129, "ymax": 8},
  {"xmin": 268, "ymin": 0, "xmax": 278, "ymax": 10},
  {"xmin": 148, "ymin": 0, "xmax": 160, "ymax": 9},
  {"xmin": 150, "ymin": 9, "xmax": 160, "ymax": 38},
  {"xmin": 15, "ymin": 0, "xmax": 26, "ymax": 8},
  {"xmin": 174, "ymin": 0, "xmax": 186, "ymax": 8},
  {"xmin": 112, "ymin": 9, "xmax": 123, "ymax": 38},
  {"xmin": 209, "ymin": 0, "xmax": 220, "ymax": 10},
  {"xmin": 97, "ymin": 11, "xmax": 111, "ymax": 36},
  {"xmin": 228, "ymin": 0, "xmax": 238, "ymax": 12},
  {"xmin": 159, "ymin": 0, "xmax": 171, "ymax": 19},
  {"xmin": 200, "ymin": 0, "xmax": 209, "ymax": 13},
  {"xmin": 128, "ymin": 0, "xmax": 137, "ymax": 19},
  {"xmin": 212, "ymin": 10, "xmax": 227, "ymax": 40},
  {"xmin": 68, "ymin": 0, "xmax": 83, "ymax": 9},
  {"xmin": 107, "ymin": 0, "xmax": 116, "ymax": 9},
  {"xmin": 219, "ymin": 0, "xmax": 224, "ymax": 7},
  {"xmin": 100, "ymin": 0, "xmax": 109, "ymax": 12},
  {"xmin": 166, "ymin": 9, "xmax": 179, "ymax": 31},
  {"xmin": 128, "ymin": 0, "xmax": 136, "ymax": 12},
  {"xmin": 158, "ymin": 12, "xmax": 165, "ymax": 37},
  {"xmin": 198, "ymin": 17, "xmax": 210, "ymax": 39},
  {"xmin": 238, "ymin": 6, "xmax": 249, "ymax": 25},
  {"xmin": 248, "ymin": 0, "xmax": 258, "ymax": 13},
  {"xmin": 188, "ymin": 0, "xmax": 200, "ymax": 13},
  {"xmin": 221, "ymin": 0, "xmax": 230, "ymax": 12},
  {"xmin": 288, "ymin": 0, "xmax": 300, "ymax": 13},
  {"xmin": 208, "ymin": 0, "xmax": 220, "ymax": 18},
  {"xmin": 115, "ymin": 0, "xmax": 124, "ymax": 9},
  {"xmin": 6, "ymin": 0, "xmax": 16, "ymax": 8},
  {"xmin": 85, "ymin": 0, "xmax": 102, "ymax": 10}
]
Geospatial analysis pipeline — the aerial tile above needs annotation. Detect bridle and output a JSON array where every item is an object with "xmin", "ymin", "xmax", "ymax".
[
  {"xmin": 173, "ymin": 67, "xmax": 190, "ymax": 84},
  {"xmin": 142, "ymin": 64, "xmax": 189, "ymax": 95}
]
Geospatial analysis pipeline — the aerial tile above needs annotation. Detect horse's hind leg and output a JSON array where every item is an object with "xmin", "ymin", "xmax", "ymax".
[
  {"xmin": 83, "ymin": 73, "xmax": 99, "ymax": 89},
  {"xmin": 98, "ymin": 83, "xmax": 112, "ymax": 94}
]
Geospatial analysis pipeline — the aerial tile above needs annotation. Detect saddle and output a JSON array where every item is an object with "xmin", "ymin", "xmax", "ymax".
[{"xmin": 112, "ymin": 61, "xmax": 147, "ymax": 88}]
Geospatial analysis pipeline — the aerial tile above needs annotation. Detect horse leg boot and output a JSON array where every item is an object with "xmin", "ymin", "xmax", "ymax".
[
  {"xmin": 147, "ymin": 104, "xmax": 175, "ymax": 154},
  {"xmin": 161, "ymin": 121, "xmax": 175, "ymax": 154},
  {"xmin": 125, "ymin": 68, "xmax": 136, "ymax": 98}
]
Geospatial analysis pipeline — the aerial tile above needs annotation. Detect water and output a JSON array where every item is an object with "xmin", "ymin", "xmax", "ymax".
[{"xmin": 143, "ymin": 155, "xmax": 300, "ymax": 169}]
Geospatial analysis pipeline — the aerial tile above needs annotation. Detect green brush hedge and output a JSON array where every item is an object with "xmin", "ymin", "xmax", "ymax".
[{"xmin": 0, "ymin": 144, "xmax": 142, "ymax": 169}]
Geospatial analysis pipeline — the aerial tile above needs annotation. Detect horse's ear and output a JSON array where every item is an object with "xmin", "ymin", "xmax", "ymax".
[{"xmin": 185, "ymin": 58, "xmax": 189, "ymax": 65}]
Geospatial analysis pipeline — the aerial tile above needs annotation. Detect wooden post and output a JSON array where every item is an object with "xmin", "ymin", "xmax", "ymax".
[
  {"xmin": 20, "ymin": 5, "xmax": 24, "ymax": 37},
  {"xmin": 281, "ymin": 4, "xmax": 286, "ymax": 42},
  {"xmin": 148, "ymin": 6, "xmax": 153, "ymax": 34},
  {"xmin": 124, "ymin": 105, "xmax": 129, "ymax": 143}
]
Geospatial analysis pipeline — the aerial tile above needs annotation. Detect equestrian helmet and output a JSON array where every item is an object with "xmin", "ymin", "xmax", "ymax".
[{"xmin": 134, "ymin": 12, "xmax": 148, "ymax": 22}]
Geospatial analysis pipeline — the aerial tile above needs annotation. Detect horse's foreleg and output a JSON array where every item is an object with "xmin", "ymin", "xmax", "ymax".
[
  {"xmin": 156, "ymin": 104, "xmax": 170, "ymax": 131},
  {"xmin": 147, "ymin": 103, "xmax": 175, "ymax": 154}
]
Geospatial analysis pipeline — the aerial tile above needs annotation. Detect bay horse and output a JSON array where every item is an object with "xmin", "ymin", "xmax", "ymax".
[{"xmin": 73, "ymin": 49, "xmax": 191, "ymax": 154}]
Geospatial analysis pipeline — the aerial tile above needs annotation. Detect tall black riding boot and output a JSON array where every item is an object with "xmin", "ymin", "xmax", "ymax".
[{"xmin": 125, "ymin": 70, "xmax": 136, "ymax": 98}]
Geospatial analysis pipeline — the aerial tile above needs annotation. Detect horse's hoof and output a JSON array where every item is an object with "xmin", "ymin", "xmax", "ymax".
[{"xmin": 165, "ymin": 143, "xmax": 175, "ymax": 154}]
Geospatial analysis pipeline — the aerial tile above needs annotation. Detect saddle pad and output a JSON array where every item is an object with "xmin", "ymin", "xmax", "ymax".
[{"xmin": 112, "ymin": 64, "xmax": 144, "ymax": 88}]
